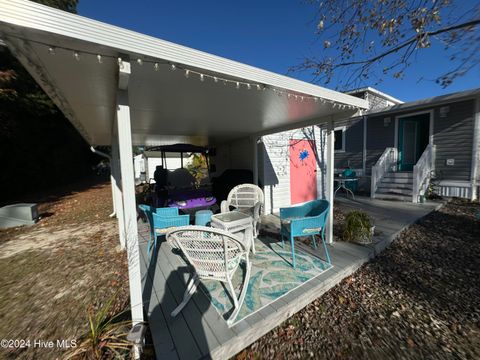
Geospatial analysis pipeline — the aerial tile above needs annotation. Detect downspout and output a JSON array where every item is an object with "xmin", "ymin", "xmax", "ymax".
[
  {"xmin": 471, "ymin": 96, "xmax": 480, "ymax": 200},
  {"xmin": 90, "ymin": 146, "xmax": 116, "ymax": 217}
]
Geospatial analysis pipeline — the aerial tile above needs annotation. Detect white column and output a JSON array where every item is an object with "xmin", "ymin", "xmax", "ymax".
[
  {"xmin": 362, "ymin": 116, "xmax": 367, "ymax": 175},
  {"xmin": 325, "ymin": 119, "xmax": 335, "ymax": 244},
  {"xmin": 252, "ymin": 137, "xmax": 259, "ymax": 185},
  {"xmin": 111, "ymin": 124, "xmax": 126, "ymax": 249},
  {"xmin": 117, "ymin": 89, "xmax": 144, "ymax": 325}
]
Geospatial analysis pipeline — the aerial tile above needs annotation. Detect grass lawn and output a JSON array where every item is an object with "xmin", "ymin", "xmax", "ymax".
[{"xmin": 0, "ymin": 179, "xmax": 129, "ymax": 360}]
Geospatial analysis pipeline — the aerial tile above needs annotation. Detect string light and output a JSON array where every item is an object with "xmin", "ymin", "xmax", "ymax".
[{"xmin": 27, "ymin": 40, "xmax": 361, "ymax": 110}]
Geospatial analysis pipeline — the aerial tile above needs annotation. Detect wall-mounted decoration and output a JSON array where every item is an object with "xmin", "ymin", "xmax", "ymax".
[{"xmin": 440, "ymin": 106, "xmax": 450, "ymax": 118}]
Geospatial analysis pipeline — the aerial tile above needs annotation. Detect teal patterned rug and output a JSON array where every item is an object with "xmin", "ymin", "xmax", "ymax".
[{"xmin": 199, "ymin": 236, "xmax": 332, "ymax": 325}]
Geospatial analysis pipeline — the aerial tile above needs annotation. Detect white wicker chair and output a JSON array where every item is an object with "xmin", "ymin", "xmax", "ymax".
[
  {"xmin": 220, "ymin": 183, "xmax": 264, "ymax": 238},
  {"xmin": 166, "ymin": 226, "xmax": 252, "ymax": 326}
]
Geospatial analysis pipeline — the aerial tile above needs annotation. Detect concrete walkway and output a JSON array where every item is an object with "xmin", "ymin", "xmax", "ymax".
[{"xmin": 334, "ymin": 195, "xmax": 444, "ymax": 254}]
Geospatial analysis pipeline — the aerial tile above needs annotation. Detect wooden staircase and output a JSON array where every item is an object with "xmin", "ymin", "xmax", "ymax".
[{"xmin": 374, "ymin": 171, "xmax": 413, "ymax": 201}]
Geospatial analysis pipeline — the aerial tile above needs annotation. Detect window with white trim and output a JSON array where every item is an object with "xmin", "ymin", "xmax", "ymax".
[{"xmin": 334, "ymin": 126, "xmax": 346, "ymax": 152}]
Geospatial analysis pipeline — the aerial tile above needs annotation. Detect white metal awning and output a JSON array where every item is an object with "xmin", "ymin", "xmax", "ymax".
[{"xmin": 0, "ymin": 0, "xmax": 367, "ymax": 146}]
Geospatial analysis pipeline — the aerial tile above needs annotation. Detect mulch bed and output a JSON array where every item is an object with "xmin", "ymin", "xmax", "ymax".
[{"xmin": 237, "ymin": 199, "xmax": 480, "ymax": 359}]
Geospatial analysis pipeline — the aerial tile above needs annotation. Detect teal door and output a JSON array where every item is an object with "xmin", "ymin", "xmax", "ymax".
[{"xmin": 398, "ymin": 114, "xmax": 429, "ymax": 171}]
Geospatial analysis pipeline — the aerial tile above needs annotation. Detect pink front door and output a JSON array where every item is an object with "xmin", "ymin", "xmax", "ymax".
[{"xmin": 289, "ymin": 139, "xmax": 317, "ymax": 204}]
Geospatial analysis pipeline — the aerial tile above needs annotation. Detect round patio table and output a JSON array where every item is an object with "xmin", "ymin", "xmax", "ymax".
[{"xmin": 334, "ymin": 177, "xmax": 357, "ymax": 199}]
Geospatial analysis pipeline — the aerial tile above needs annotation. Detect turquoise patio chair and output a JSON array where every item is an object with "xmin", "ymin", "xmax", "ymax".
[
  {"xmin": 138, "ymin": 205, "xmax": 189, "ymax": 258},
  {"xmin": 280, "ymin": 199, "xmax": 331, "ymax": 268}
]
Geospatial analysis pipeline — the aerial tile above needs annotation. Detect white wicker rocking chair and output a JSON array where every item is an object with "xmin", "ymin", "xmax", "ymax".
[
  {"xmin": 220, "ymin": 183, "xmax": 264, "ymax": 238},
  {"xmin": 166, "ymin": 226, "xmax": 252, "ymax": 326}
]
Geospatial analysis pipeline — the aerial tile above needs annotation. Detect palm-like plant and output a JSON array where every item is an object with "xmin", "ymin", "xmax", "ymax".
[{"xmin": 65, "ymin": 294, "xmax": 133, "ymax": 359}]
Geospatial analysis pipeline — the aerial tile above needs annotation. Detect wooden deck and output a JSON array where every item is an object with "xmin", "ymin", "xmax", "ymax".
[{"xmin": 139, "ymin": 198, "xmax": 441, "ymax": 359}]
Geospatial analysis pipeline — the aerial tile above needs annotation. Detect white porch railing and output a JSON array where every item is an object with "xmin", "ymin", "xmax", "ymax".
[
  {"xmin": 371, "ymin": 147, "xmax": 398, "ymax": 198},
  {"xmin": 412, "ymin": 144, "xmax": 436, "ymax": 203}
]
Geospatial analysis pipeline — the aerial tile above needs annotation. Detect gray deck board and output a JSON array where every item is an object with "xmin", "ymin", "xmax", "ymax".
[
  {"xmin": 161, "ymin": 238, "xmax": 240, "ymax": 342},
  {"xmin": 139, "ymin": 236, "xmax": 179, "ymax": 360},
  {"xmin": 149, "ymin": 245, "xmax": 204, "ymax": 360},
  {"xmin": 155, "ymin": 239, "xmax": 222, "ymax": 355},
  {"xmin": 139, "ymin": 198, "xmax": 441, "ymax": 360}
]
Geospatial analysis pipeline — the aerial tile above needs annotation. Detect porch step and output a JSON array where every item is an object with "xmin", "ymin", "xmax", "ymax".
[
  {"xmin": 374, "ymin": 191, "xmax": 412, "ymax": 201},
  {"xmin": 383, "ymin": 171, "xmax": 413, "ymax": 179},
  {"xmin": 376, "ymin": 186, "xmax": 413, "ymax": 196},
  {"xmin": 378, "ymin": 182, "xmax": 413, "ymax": 190},
  {"xmin": 374, "ymin": 171, "xmax": 414, "ymax": 202}
]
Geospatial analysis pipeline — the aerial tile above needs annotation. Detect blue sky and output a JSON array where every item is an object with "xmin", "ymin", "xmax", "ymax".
[{"xmin": 78, "ymin": 0, "xmax": 479, "ymax": 102}]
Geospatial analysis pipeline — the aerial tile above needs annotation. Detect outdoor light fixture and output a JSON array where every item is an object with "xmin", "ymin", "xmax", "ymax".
[{"xmin": 26, "ymin": 40, "xmax": 362, "ymax": 111}]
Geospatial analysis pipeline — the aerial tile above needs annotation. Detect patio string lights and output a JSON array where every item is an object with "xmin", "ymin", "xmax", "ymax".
[{"xmin": 41, "ymin": 40, "xmax": 358, "ymax": 110}]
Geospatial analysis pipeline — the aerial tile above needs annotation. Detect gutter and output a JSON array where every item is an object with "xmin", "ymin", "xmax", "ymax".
[{"xmin": 90, "ymin": 146, "xmax": 116, "ymax": 217}]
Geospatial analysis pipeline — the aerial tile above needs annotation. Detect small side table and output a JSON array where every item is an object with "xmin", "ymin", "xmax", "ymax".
[
  {"xmin": 195, "ymin": 210, "xmax": 213, "ymax": 226},
  {"xmin": 211, "ymin": 211, "xmax": 255, "ymax": 254},
  {"xmin": 334, "ymin": 177, "xmax": 357, "ymax": 199}
]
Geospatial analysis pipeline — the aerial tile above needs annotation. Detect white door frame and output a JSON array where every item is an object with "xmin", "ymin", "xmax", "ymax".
[{"xmin": 394, "ymin": 109, "xmax": 434, "ymax": 150}]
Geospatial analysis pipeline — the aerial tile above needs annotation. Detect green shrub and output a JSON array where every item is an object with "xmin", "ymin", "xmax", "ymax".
[{"xmin": 343, "ymin": 210, "xmax": 372, "ymax": 243}]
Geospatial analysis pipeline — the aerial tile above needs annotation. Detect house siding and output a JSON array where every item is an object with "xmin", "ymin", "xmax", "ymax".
[
  {"xmin": 335, "ymin": 117, "xmax": 364, "ymax": 170},
  {"xmin": 433, "ymin": 100, "xmax": 475, "ymax": 181},
  {"xmin": 365, "ymin": 115, "xmax": 396, "ymax": 171}
]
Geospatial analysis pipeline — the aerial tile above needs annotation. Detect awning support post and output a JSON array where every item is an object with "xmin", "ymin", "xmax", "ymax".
[
  {"xmin": 111, "ymin": 123, "xmax": 126, "ymax": 248},
  {"xmin": 326, "ymin": 119, "xmax": 335, "ymax": 244},
  {"xmin": 252, "ymin": 136, "xmax": 259, "ymax": 185},
  {"xmin": 116, "ymin": 89, "xmax": 143, "ymax": 326},
  {"xmin": 116, "ymin": 61, "xmax": 144, "ymax": 344}
]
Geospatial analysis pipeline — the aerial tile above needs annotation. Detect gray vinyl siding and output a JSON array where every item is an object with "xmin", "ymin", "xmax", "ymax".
[
  {"xmin": 365, "ymin": 115, "xmax": 396, "ymax": 171},
  {"xmin": 433, "ymin": 100, "xmax": 475, "ymax": 181},
  {"xmin": 335, "ymin": 118, "xmax": 364, "ymax": 169}
]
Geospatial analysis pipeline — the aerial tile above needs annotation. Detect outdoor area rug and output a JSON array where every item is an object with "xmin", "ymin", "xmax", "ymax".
[{"xmin": 199, "ymin": 236, "xmax": 333, "ymax": 325}]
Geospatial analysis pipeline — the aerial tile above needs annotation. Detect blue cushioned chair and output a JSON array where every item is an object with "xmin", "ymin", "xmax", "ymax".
[
  {"xmin": 138, "ymin": 205, "xmax": 190, "ymax": 258},
  {"xmin": 342, "ymin": 168, "xmax": 358, "ymax": 193},
  {"xmin": 280, "ymin": 199, "xmax": 331, "ymax": 268}
]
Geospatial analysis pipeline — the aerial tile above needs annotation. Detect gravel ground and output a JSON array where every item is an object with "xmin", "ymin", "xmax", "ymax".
[{"xmin": 238, "ymin": 199, "xmax": 480, "ymax": 360}]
